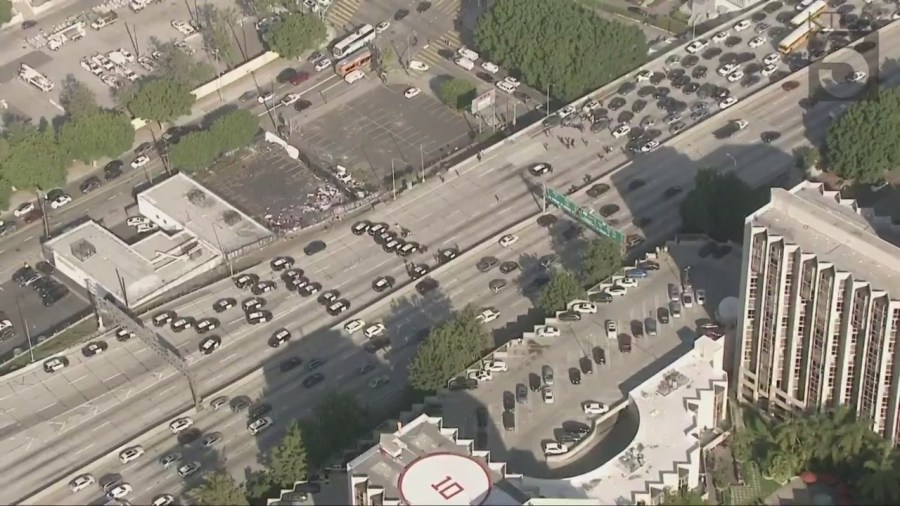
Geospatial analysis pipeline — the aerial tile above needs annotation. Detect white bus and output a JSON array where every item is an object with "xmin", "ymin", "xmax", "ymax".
[
  {"xmin": 791, "ymin": 0, "xmax": 827, "ymax": 26},
  {"xmin": 332, "ymin": 24, "xmax": 376, "ymax": 59},
  {"xmin": 779, "ymin": 23, "xmax": 814, "ymax": 53}
]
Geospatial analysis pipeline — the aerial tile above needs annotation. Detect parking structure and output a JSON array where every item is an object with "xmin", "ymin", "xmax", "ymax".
[
  {"xmin": 3, "ymin": 0, "xmax": 264, "ymax": 121},
  {"xmin": 193, "ymin": 143, "xmax": 352, "ymax": 234},
  {"xmin": 432, "ymin": 240, "xmax": 742, "ymax": 475},
  {"xmin": 289, "ymin": 81, "xmax": 472, "ymax": 189}
]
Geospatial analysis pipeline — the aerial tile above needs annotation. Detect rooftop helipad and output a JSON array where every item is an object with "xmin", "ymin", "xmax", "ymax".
[{"xmin": 398, "ymin": 453, "xmax": 492, "ymax": 506}]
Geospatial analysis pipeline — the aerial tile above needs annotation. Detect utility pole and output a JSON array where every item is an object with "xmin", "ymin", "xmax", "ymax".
[
  {"xmin": 391, "ymin": 159, "xmax": 397, "ymax": 199},
  {"xmin": 541, "ymin": 183, "xmax": 547, "ymax": 213},
  {"xmin": 34, "ymin": 189, "xmax": 50, "ymax": 239},
  {"xmin": 15, "ymin": 295, "xmax": 34, "ymax": 364},
  {"xmin": 148, "ymin": 128, "xmax": 172, "ymax": 176},
  {"xmin": 419, "ymin": 145, "xmax": 425, "ymax": 181},
  {"xmin": 211, "ymin": 225, "xmax": 234, "ymax": 276},
  {"xmin": 545, "ymin": 83, "xmax": 551, "ymax": 117}
]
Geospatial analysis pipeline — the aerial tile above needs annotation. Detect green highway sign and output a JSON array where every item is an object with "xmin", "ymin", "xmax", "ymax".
[{"xmin": 546, "ymin": 189, "xmax": 625, "ymax": 243}]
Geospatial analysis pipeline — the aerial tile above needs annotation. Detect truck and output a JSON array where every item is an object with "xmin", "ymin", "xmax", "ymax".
[
  {"xmin": 18, "ymin": 64, "xmax": 54, "ymax": 92},
  {"xmin": 47, "ymin": 21, "xmax": 85, "ymax": 50},
  {"xmin": 107, "ymin": 50, "xmax": 129, "ymax": 66},
  {"xmin": 90, "ymin": 11, "xmax": 118, "ymax": 30}
]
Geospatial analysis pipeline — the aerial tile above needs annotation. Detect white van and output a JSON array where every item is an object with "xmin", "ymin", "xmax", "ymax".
[
  {"xmin": 454, "ymin": 57, "xmax": 475, "ymax": 70},
  {"xmin": 344, "ymin": 69, "xmax": 365, "ymax": 84}
]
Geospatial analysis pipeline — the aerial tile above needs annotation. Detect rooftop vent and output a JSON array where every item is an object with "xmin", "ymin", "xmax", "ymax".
[
  {"xmin": 70, "ymin": 238, "xmax": 97, "ymax": 261},
  {"xmin": 222, "ymin": 210, "xmax": 241, "ymax": 226},
  {"xmin": 186, "ymin": 189, "xmax": 212, "ymax": 207}
]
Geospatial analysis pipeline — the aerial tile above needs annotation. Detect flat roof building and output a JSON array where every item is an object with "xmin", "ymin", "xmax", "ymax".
[
  {"xmin": 736, "ymin": 181, "xmax": 900, "ymax": 442},
  {"xmin": 136, "ymin": 172, "xmax": 274, "ymax": 257}
]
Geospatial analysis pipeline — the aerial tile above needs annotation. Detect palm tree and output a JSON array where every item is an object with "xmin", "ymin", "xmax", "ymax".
[{"xmin": 858, "ymin": 443, "xmax": 900, "ymax": 504}]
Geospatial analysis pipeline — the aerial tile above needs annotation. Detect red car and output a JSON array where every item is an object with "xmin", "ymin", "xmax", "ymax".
[{"xmin": 290, "ymin": 71, "xmax": 310, "ymax": 86}]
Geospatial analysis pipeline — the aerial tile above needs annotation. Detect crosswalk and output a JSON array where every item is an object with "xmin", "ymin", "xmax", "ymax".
[
  {"xmin": 325, "ymin": 0, "xmax": 363, "ymax": 28},
  {"xmin": 412, "ymin": 29, "xmax": 463, "ymax": 69}
]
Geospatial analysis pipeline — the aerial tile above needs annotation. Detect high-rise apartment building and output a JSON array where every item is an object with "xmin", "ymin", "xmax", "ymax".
[{"xmin": 736, "ymin": 182, "xmax": 900, "ymax": 442}]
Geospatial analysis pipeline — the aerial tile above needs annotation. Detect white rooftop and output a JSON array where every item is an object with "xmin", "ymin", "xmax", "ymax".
[
  {"xmin": 521, "ymin": 336, "xmax": 727, "ymax": 503},
  {"xmin": 136, "ymin": 172, "xmax": 273, "ymax": 255},
  {"xmin": 45, "ymin": 220, "xmax": 218, "ymax": 305},
  {"xmin": 751, "ymin": 181, "xmax": 900, "ymax": 295}
]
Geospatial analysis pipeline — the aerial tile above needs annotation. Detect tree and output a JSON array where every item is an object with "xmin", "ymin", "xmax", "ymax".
[
  {"xmin": 188, "ymin": 471, "xmax": 249, "ymax": 506},
  {"xmin": 59, "ymin": 77, "xmax": 99, "ymax": 118},
  {"xmin": 210, "ymin": 109, "xmax": 260, "ymax": 151},
  {"xmin": 269, "ymin": 422, "xmax": 308, "ymax": 488},
  {"xmin": 679, "ymin": 168, "xmax": 768, "ymax": 244},
  {"xmin": 58, "ymin": 111, "xmax": 135, "ymax": 164},
  {"xmin": 730, "ymin": 429, "xmax": 755, "ymax": 462},
  {"xmin": 408, "ymin": 306, "xmax": 491, "ymax": 391},
  {"xmin": 539, "ymin": 270, "xmax": 585, "ymax": 314},
  {"xmin": 152, "ymin": 43, "xmax": 216, "ymax": 87},
  {"xmin": 169, "ymin": 109, "xmax": 259, "ymax": 171},
  {"xmin": 264, "ymin": 12, "xmax": 326, "ymax": 59},
  {"xmin": 437, "ymin": 78, "xmax": 476, "ymax": 111},
  {"xmin": 859, "ymin": 444, "xmax": 900, "ymax": 504},
  {"xmin": 128, "ymin": 77, "xmax": 195, "ymax": 124},
  {"xmin": 0, "ymin": 0, "xmax": 12, "ymax": 26},
  {"xmin": 310, "ymin": 393, "xmax": 366, "ymax": 464},
  {"xmin": 824, "ymin": 87, "xmax": 900, "ymax": 183},
  {"xmin": 475, "ymin": 0, "xmax": 647, "ymax": 102},
  {"xmin": 662, "ymin": 487, "xmax": 705, "ymax": 505},
  {"xmin": 0, "ymin": 124, "xmax": 66, "ymax": 190},
  {"xmin": 202, "ymin": 6, "xmax": 241, "ymax": 67},
  {"xmin": 0, "ymin": 177, "xmax": 11, "ymax": 210},
  {"xmin": 581, "ymin": 237, "xmax": 621, "ymax": 285},
  {"xmin": 793, "ymin": 145, "xmax": 820, "ymax": 172}
]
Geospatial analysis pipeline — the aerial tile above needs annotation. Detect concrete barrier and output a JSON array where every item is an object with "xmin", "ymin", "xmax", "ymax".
[{"xmin": 191, "ymin": 51, "xmax": 281, "ymax": 100}]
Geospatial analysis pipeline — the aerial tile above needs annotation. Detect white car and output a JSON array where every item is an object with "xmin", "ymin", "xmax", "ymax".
[
  {"xmin": 762, "ymin": 53, "xmax": 780, "ymax": 66},
  {"xmin": 727, "ymin": 70, "xmax": 744, "ymax": 83},
  {"xmin": 536, "ymin": 325, "xmax": 560, "ymax": 338},
  {"xmin": 176, "ymin": 462, "xmax": 201, "ymax": 478},
  {"xmin": 696, "ymin": 289, "xmax": 706, "ymax": 305},
  {"xmin": 712, "ymin": 30, "xmax": 728, "ymax": 43},
  {"xmin": 408, "ymin": 60, "xmax": 429, "ymax": 72},
  {"xmin": 499, "ymin": 234, "xmax": 518, "ymax": 247},
  {"xmin": 314, "ymin": 58, "xmax": 332, "ymax": 71},
  {"xmin": 131, "ymin": 155, "xmax": 150, "ymax": 169},
  {"xmin": 717, "ymin": 63, "xmax": 738, "ymax": 77},
  {"xmin": 847, "ymin": 71, "xmax": 867, "ymax": 83},
  {"xmin": 542, "ymin": 385, "xmax": 555, "ymax": 404},
  {"xmin": 119, "ymin": 446, "xmax": 145, "ymax": 464},
  {"xmin": 280, "ymin": 93, "xmax": 301, "ymax": 106},
  {"xmin": 748, "ymin": 36, "xmax": 766, "ymax": 49},
  {"xmin": 468, "ymin": 369, "xmax": 492, "ymax": 382},
  {"xmin": 404, "ymin": 87, "xmax": 421, "ymax": 99},
  {"xmin": 606, "ymin": 285, "xmax": 627, "ymax": 297},
  {"xmin": 543, "ymin": 441, "xmax": 568, "ymax": 456},
  {"xmin": 14, "ymin": 202, "xmax": 35, "ymax": 217},
  {"xmin": 583, "ymin": 401, "xmax": 610, "ymax": 415},
  {"xmin": 481, "ymin": 61, "xmax": 500, "ymax": 74},
  {"xmin": 248, "ymin": 417, "xmax": 273, "ymax": 435},
  {"xmin": 612, "ymin": 124, "xmax": 631, "ymax": 138},
  {"xmin": 107, "ymin": 484, "xmax": 133, "ymax": 500},
  {"xmin": 685, "ymin": 39, "xmax": 708, "ymax": 54},
  {"xmin": 44, "ymin": 357, "xmax": 67, "ymax": 372},
  {"xmin": 496, "ymin": 80, "xmax": 516, "ymax": 94},
  {"xmin": 136, "ymin": 222, "xmax": 158, "ymax": 233},
  {"xmin": 606, "ymin": 320, "xmax": 617, "ymax": 339},
  {"xmin": 171, "ymin": 20, "xmax": 195, "ymax": 35},
  {"xmin": 50, "ymin": 194, "xmax": 72, "ymax": 209},
  {"xmin": 476, "ymin": 308, "xmax": 500, "ymax": 323},
  {"xmin": 69, "ymin": 474, "xmax": 95, "ymax": 493},
  {"xmin": 483, "ymin": 360, "xmax": 508, "ymax": 372},
  {"xmin": 257, "ymin": 91, "xmax": 274, "ymax": 104},
  {"xmin": 557, "ymin": 105, "xmax": 576, "ymax": 119},
  {"xmin": 761, "ymin": 64, "xmax": 778, "ymax": 76},
  {"xmin": 618, "ymin": 277, "xmax": 638, "ymax": 288},
  {"xmin": 457, "ymin": 47, "xmax": 479, "ymax": 61},
  {"xmin": 735, "ymin": 119, "xmax": 749, "ymax": 130},
  {"xmin": 718, "ymin": 96, "xmax": 738, "ymax": 109},
  {"xmin": 635, "ymin": 69, "xmax": 652, "ymax": 82},
  {"xmin": 503, "ymin": 76, "xmax": 520, "ymax": 88},
  {"xmin": 364, "ymin": 323, "xmax": 385, "ymax": 339},
  {"xmin": 375, "ymin": 20, "xmax": 390, "ymax": 33},
  {"xmin": 169, "ymin": 417, "xmax": 193, "ymax": 433},
  {"xmin": 571, "ymin": 302, "xmax": 597, "ymax": 314},
  {"xmin": 640, "ymin": 140, "xmax": 659, "ymax": 152},
  {"xmin": 344, "ymin": 319, "xmax": 365, "ymax": 333},
  {"xmin": 582, "ymin": 99, "xmax": 601, "ymax": 114},
  {"xmin": 152, "ymin": 494, "xmax": 176, "ymax": 506},
  {"xmin": 682, "ymin": 291, "xmax": 694, "ymax": 308},
  {"xmin": 733, "ymin": 19, "xmax": 751, "ymax": 31}
]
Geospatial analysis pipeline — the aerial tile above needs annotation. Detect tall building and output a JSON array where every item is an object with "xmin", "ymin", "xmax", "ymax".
[{"xmin": 736, "ymin": 182, "xmax": 900, "ymax": 441}]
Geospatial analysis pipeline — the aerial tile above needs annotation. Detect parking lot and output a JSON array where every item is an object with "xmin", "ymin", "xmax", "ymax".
[
  {"xmin": 290, "ymin": 82, "xmax": 473, "ymax": 189},
  {"xmin": 0, "ymin": 0, "xmax": 264, "ymax": 121},
  {"xmin": 434, "ymin": 240, "xmax": 742, "ymax": 476},
  {"xmin": 0, "ymin": 269, "xmax": 92, "ymax": 360},
  {"xmin": 194, "ymin": 143, "xmax": 349, "ymax": 233}
]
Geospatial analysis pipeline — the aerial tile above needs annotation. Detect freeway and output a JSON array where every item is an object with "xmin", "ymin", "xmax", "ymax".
[{"xmin": 15, "ymin": 24, "xmax": 900, "ymax": 502}]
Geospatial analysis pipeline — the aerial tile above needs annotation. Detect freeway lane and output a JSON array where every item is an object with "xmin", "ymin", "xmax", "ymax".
[{"xmin": 15, "ymin": 22, "xmax": 900, "ymax": 504}]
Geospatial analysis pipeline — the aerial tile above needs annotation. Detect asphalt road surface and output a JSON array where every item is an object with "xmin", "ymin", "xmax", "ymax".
[{"xmin": 11, "ymin": 16, "xmax": 900, "ymax": 505}]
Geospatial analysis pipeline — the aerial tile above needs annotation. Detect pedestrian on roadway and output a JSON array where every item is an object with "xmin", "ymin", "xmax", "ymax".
[
  {"xmin": 439, "ymin": 174, "xmax": 445, "ymax": 182},
  {"xmin": 455, "ymin": 169, "xmax": 460, "ymax": 178},
  {"xmin": 543, "ymin": 142, "xmax": 548, "ymax": 150},
  {"xmin": 495, "ymin": 194, "xmax": 500, "ymax": 203}
]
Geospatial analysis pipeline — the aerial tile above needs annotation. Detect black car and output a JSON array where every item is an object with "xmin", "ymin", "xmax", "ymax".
[
  {"xmin": 502, "ymin": 411, "xmax": 515, "ymax": 431},
  {"xmin": 448, "ymin": 376, "xmax": 478, "ymax": 390},
  {"xmin": 294, "ymin": 99, "xmax": 312, "ymax": 112},
  {"xmin": 246, "ymin": 310, "xmax": 274, "ymax": 324},
  {"xmin": 475, "ymin": 407, "xmax": 489, "ymax": 428},
  {"xmin": 303, "ymin": 372, "xmax": 326, "ymax": 388},
  {"xmin": 416, "ymin": 1, "xmax": 431, "ymax": 12},
  {"xmin": 326, "ymin": 299, "xmax": 350, "ymax": 316},
  {"xmin": 663, "ymin": 186, "xmax": 683, "ymax": 199},
  {"xmin": 476, "ymin": 256, "xmax": 499, "ymax": 273},
  {"xmin": 372, "ymin": 276, "xmax": 393, "ymax": 292},
  {"xmin": 593, "ymin": 347, "xmax": 607, "ymax": 365},
  {"xmin": 199, "ymin": 335, "xmax": 222, "ymax": 355},
  {"xmin": 104, "ymin": 160, "xmax": 124, "ymax": 180},
  {"xmin": 557, "ymin": 311, "xmax": 581, "ymax": 322},
  {"xmin": 242, "ymin": 297, "xmax": 266, "ymax": 312},
  {"xmin": 589, "ymin": 292, "xmax": 613, "ymax": 304},
  {"xmin": 351, "ymin": 221, "xmax": 371, "ymax": 235},
  {"xmin": 761, "ymin": 131, "xmax": 781, "ymax": 143},
  {"xmin": 599, "ymin": 204, "xmax": 620, "ymax": 218},
  {"xmin": 79, "ymin": 177, "xmax": 101, "ymax": 193},
  {"xmin": 499, "ymin": 261, "xmax": 519, "ymax": 274},
  {"xmin": 394, "ymin": 8, "xmax": 409, "ymax": 20},
  {"xmin": 40, "ymin": 285, "xmax": 68, "ymax": 306},
  {"xmin": 270, "ymin": 256, "xmax": 294, "ymax": 271},
  {"xmin": 280, "ymin": 357, "xmax": 303, "ymax": 373},
  {"xmin": 408, "ymin": 263, "xmax": 429, "ymax": 280},
  {"xmin": 171, "ymin": 317, "xmax": 194, "ymax": 332},
  {"xmin": 298, "ymin": 282, "xmax": 323, "ymax": 297},
  {"xmin": 233, "ymin": 273, "xmax": 259, "ymax": 289},
  {"xmin": 569, "ymin": 368, "xmax": 582, "ymax": 385},
  {"xmin": 438, "ymin": 248, "xmax": 459, "ymax": 263},
  {"xmin": 319, "ymin": 289, "xmax": 340, "ymax": 305},
  {"xmin": 251, "ymin": 280, "xmax": 278, "ymax": 295},
  {"xmin": 564, "ymin": 421, "xmax": 591, "ymax": 437},
  {"xmin": 82, "ymin": 341, "xmax": 108, "ymax": 357},
  {"xmin": 304, "ymin": 240, "xmax": 326, "ymax": 256},
  {"xmin": 658, "ymin": 307, "xmax": 670, "ymax": 324},
  {"xmin": 269, "ymin": 328, "xmax": 291, "ymax": 348},
  {"xmin": 416, "ymin": 277, "xmax": 439, "ymax": 295},
  {"xmin": 627, "ymin": 179, "xmax": 646, "ymax": 191},
  {"xmin": 580, "ymin": 357, "xmax": 593, "ymax": 375},
  {"xmin": 212, "ymin": 297, "xmax": 236, "ymax": 312}
]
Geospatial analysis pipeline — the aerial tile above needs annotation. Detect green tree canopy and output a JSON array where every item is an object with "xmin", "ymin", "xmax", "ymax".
[
  {"xmin": 60, "ymin": 77, "xmax": 99, "ymax": 118},
  {"xmin": 679, "ymin": 168, "xmax": 768, "ymax": 243},
  {"xmin": 793, "ymin": 145, "xmax": 820, "ymax": 172},
  {"xmin": 59, "ymin": 111, "xmax": 135, "ymax": 164},
  {"xmin": 0, "ymin": 0, "xmax": 12, "ymax": 25},
  {"xmin": 309, "ymin": 392, "xmax": 366, "ymax": 465},
  {"xmin": 169, "ymin": 109, "xmax": 259, "ymax": 171},
  {"xmin": 188, "ymin": 471, "xmax": 249, "ymax": 506},
  {"xmin": 152, "ymin": 43, "xmax": 216, "ymax": 87},
  {"xmin": 0, "ymin": 124, "xmax": 66, "ymax": 190},
  {"xmin": 0, "ymin": 177, "xmax": 11, "ymax": 210},
  {"xmin": 202, "ymin": 6, "xmax": 241, "ymax": 67},
  {"xmin": 539, "ymin": 270, "xmax": 585, "ymax": 314},
  {"xmin": 581, "ymin": 237, "xmax": 622, "ymax": 285},
  {"xmin": 265, "ymin": 12, "xmax": 326, "ymax": 59},
  {"xmin": 475, "ymin": 0, "xmax": 647, "ymax": 102},
  {"xmin": 437, "ymin": 78, "xmax": 476, "ymax": 111},
  {"xmin": 128, "ymin": 77, "xmax": 195, "ymax": 123},
  {"xmin": 409, "ymin": 305, "xmax": 491, "ymax": 391},
  {"xmin": 269, "ymin": 421, "xmax": 308, "ymax": 488},
  {"xmin": 824, "ymin": 87, "xmax": 900, "ymax": 183}
]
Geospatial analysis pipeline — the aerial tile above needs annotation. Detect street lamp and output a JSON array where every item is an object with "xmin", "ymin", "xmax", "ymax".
[
  {"xmin": 390, "ymin": 159, "xmax": 397, "ymax": 200},
  {"xmin": 725, "ymin": 153, "xmax": 737, "ymax": 168}
]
